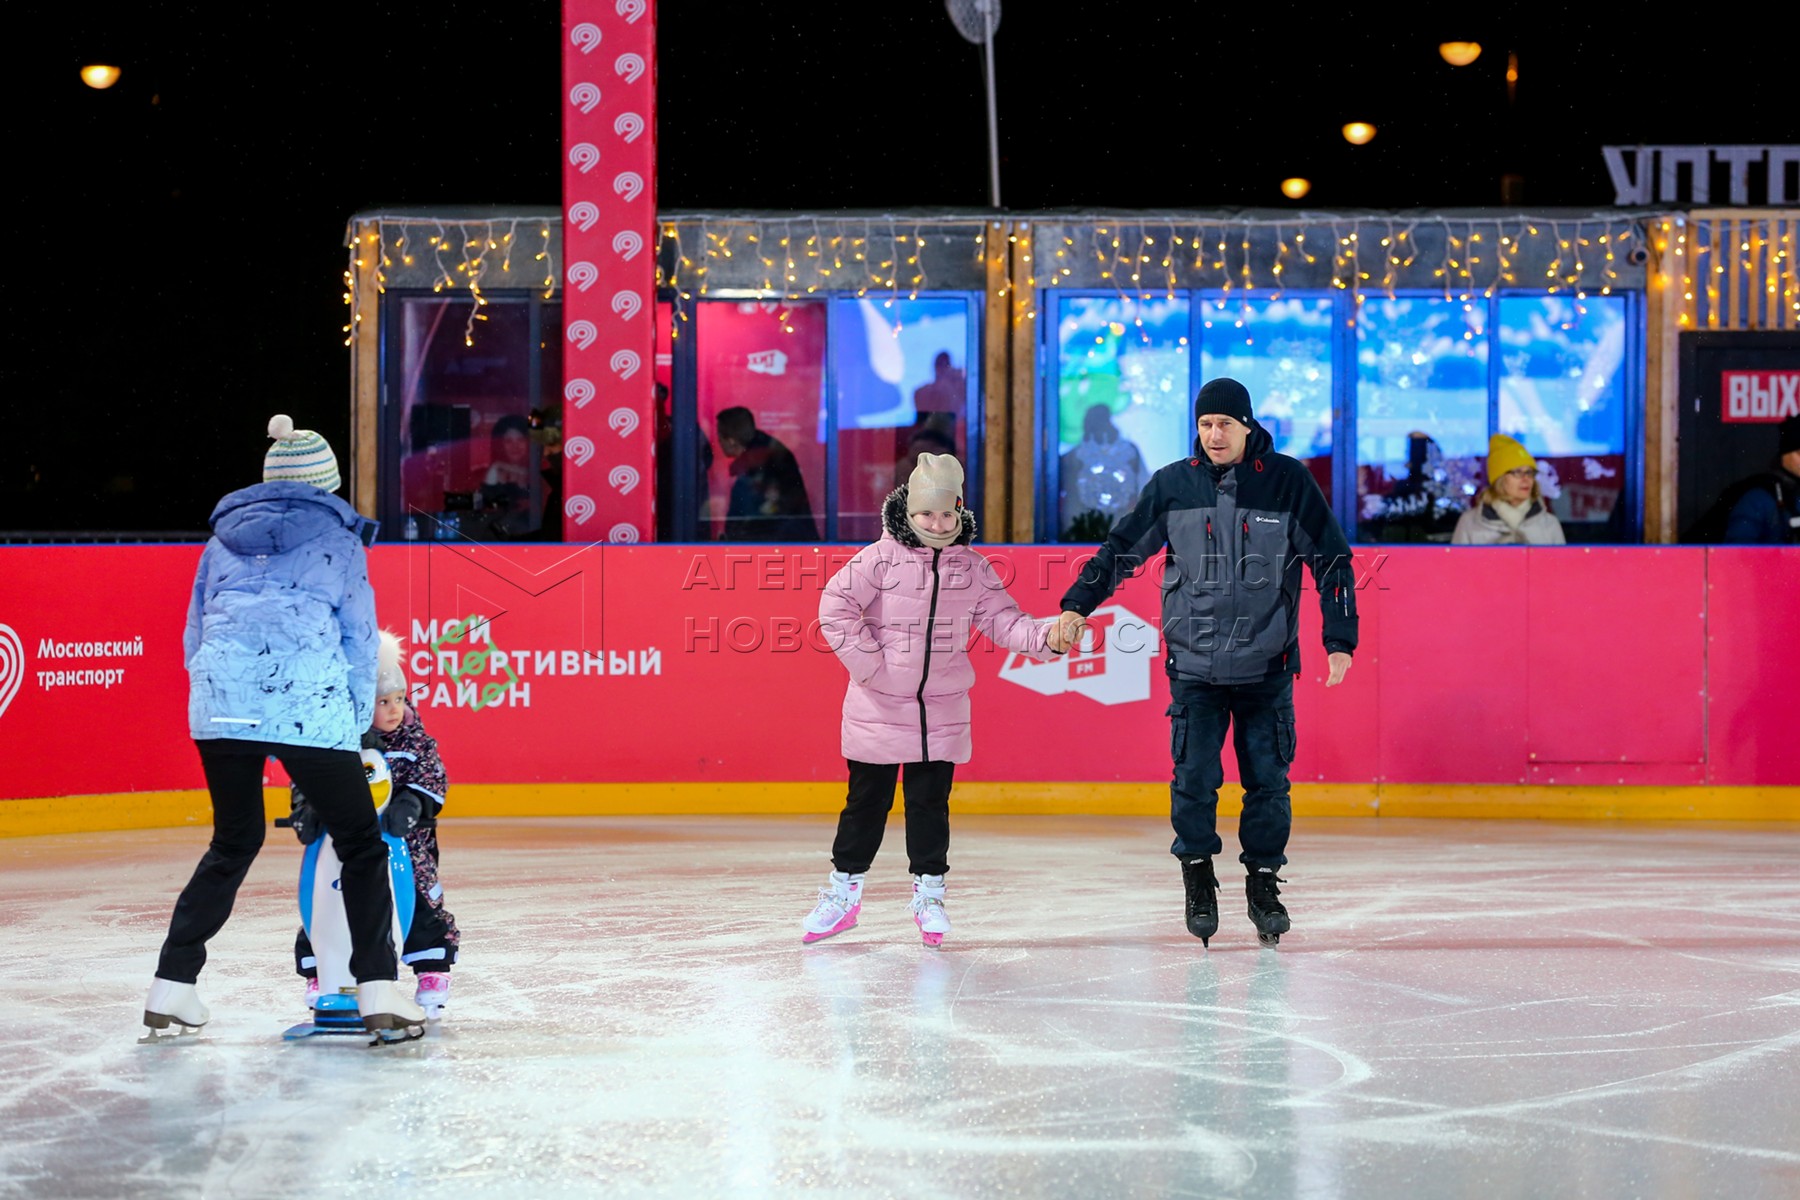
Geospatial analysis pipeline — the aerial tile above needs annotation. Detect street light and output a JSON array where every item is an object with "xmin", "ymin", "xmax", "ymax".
[
  {"xmin": 81, "ymin": 65, "xmax": 122, "ymax": 89},
  {"xmin": 1438, "ymin": 42, "xmax": 1482, "ymax": 66},
  {"xmin": 944, "ymin": 0, "xmax": 1002, "ymax": 207},
  {"xmin": 1341, "ymin": 122, "xmax": 1376, "ymax": 146}
]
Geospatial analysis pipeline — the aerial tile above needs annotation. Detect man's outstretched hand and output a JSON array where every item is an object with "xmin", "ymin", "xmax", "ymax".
[{"xmin": 1325, "ymin": 652, "xmax": 1352, "ymax": 688}]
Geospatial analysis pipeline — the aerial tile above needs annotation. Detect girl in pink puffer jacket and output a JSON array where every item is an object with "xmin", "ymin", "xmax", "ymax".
[{"xmin": 801, "ymin": 452, "xmax": 1068, "ymax": 947}]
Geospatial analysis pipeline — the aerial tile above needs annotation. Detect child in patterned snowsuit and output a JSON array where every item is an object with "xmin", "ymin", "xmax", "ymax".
[{"xmin": 294, "ymin": 629, "xmax": 461, "ymax": 1018}]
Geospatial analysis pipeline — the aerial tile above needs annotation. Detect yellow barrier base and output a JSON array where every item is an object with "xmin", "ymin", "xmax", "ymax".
[{"xmin": 1, "ymin": 782, "xmax": 1795, "ymax": 838}]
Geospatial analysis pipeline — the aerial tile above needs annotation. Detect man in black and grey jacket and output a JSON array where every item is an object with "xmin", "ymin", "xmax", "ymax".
[{"xmin": 1056, "ymin": 377, "xmax": 1358, "ymax": 947}]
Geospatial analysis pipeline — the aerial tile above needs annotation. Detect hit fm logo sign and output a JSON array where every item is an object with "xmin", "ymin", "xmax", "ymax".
[
  {"xmin": 563, "ymin": 0, "xmax": 656, "ymax": 544},
  {"xmin": 999, "ymin": 605, "xmax": 1159, "ymax": 706}
]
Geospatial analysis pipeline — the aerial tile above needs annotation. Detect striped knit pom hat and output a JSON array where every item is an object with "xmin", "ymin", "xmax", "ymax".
[{"xmin": 263, "ymin": 414, "xmax": 341, "ymax": 492}]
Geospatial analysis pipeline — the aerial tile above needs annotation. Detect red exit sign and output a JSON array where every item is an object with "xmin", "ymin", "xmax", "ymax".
[{"xmin": 1721, "ymin": 370, "xmax": 1800, "ymax": 421}]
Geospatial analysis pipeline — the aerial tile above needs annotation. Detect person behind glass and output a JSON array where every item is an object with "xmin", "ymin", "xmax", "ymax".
[
  {"xmin": 715, "ymin": 405, "xmax": 819, "ymax": 541},
  {"xmin": 1721, "ymin": 414, "xmax": 1800, "ymax": 544},
  {"xmin": 1059, "ymin": 402, "xmax": 1149, "ymax": 539},
  {"xmin": 291, "ymin": 630, "xmax": 461, "ymax": 1020},
  {"xmin": 802, "ymin": 453, "xmax": 1072, "ymax": 947},
  {"xmin": 1056, "ymin": 378, "xmax": 1359, "ymax": 948},
  {"xmin": 144, "ymin": 415, "xmax": 425, "ymax": 1040},
  {"xmin": 480, "ymin": 413, "xmax": 539, "ymax": 537},
  {"xmin": 1451, "ymin": 434, "xmax": 1567, "ymax": 545}
]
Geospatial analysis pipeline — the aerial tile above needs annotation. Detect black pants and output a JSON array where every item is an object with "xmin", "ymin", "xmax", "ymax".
[
  {"xmin": 831, "ymin": 759, "xmax": 955, "ymax": 877},
  {"xmin": 1166, "ymin": 673, "xmax": 1296, "ymax": 868},
  {"xmin": 296, "ymin": 823, "xmax": 460, "ymax": 977},
  {"xmin": 157, "ymin": 738, "xmax": 399, "ymax": 985}
]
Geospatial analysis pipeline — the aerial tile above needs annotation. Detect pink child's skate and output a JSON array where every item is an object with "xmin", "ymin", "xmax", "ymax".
[
  {"xmin": 911, "ymin": 874, "xmax": 951, "ymax": 947},
  {"xmin": 802, "ymin": 871, "xmax": 864, "ymax": 943}
]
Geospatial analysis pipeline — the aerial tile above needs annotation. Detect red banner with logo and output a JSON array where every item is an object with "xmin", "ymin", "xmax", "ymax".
[
  {"xmin": 561, "ymin": 0, "xmax": 657, "ymax": 542},
  {"xmin": 5, "ymin": 544, "xmax": 1800, "ymax": 803}
]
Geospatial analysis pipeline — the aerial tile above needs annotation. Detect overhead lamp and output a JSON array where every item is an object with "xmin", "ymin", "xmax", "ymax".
[
  {"xmin": 1280, "ymin": 178, "xmax": 1311, "ymax": 200},
  {"xmin": 1341, "ymin": 122, "xmax": 1376, "ymax": 146},
  {"xmin": 1438, "ymin": 42, "xmax": 1481, "ymax": 66},
  {"xmin": 81, "ymin": 64, "xmax": 122, "ymax": 89}
]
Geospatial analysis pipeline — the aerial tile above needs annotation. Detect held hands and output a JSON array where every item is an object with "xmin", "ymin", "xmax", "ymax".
[
  {"xmin": 1325, "ymin": 652, "xmax": 1353, "ymax": 688},
  {"xmin": 1047, "ymin": 610, "xmax": 1087, "ymax": 655}
]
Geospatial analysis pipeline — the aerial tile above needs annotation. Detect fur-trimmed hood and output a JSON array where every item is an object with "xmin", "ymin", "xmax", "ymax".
[{"xmin": 881, "ymin": 485, "xmax": 977, "ymax": 548}]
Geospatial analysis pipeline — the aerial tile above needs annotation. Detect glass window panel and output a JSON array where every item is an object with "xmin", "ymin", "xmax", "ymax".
[
  {"xmin": 1200, "ymin": 296, "xmax": 1336, "ymax": 499},
  {"xmin": 1055, "ymin": 296, "xmax": 1189, "ymax": 540},
  {"xmin": 1355, "ymin": 297, "xmax": 1489, "ymax": 543},
  {"xmin": 651, "ymin": 299, "xmax": 710, "ymax": 541},
  {"xmin": 392, "ymin": 297, "xmax": 552, "ymax": 543},
  {"xmin": 832, "ymin": 297, "xmax": 973, "ymax": 544},
  {"xmin": 1497, "ymin": 295, "xmax": 1630, "ymax": 541},
  {"xmin": 694, "ymin": 299, "xmax": 825, "ymax": 542}
]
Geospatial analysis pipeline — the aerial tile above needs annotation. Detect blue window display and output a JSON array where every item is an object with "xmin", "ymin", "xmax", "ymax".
[
  {"xmin": 1199, "ymin": 297, "xmax": 1335, "ymax": 500},
  {"xmin": 1054, "ymin": 297, "xmax": 1190, "ymax": 539},
  {"xmin": 830, "ymin": 296, "xmax": 975, "ymax": 543},
  {"xmin": 1497, "ymin": 295, "xmax": 1630, "ymax": 537},
  {"xmin": 1355, "ymin": 298, "xmax": 1491, "ymax": 543}
]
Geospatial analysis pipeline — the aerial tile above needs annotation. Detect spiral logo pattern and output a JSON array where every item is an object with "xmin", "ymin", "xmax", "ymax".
[
  {"xmin": 565, "ymin": 378, "xmax": 596, "ymax": 408},
  {"xmin": 614, "ymin": 53, "xmax": 645, "ymax": 83},
  {"xmin": 570, "ymin": 22, "xmax": 602, "ymax": 52},
  {"xmin": 567, "ymin": 201, "xmax": 600, "ymax": 233},
  {"xmin": 610, "ymin": 290, "xmax": 642, "ymax": 320},
  {"xmin": 612, "ymin": 171, "xmax": 645, "ymax": 202},
  {"xmin": 568, "ymin": 143, "xmax": 601, "ymax": 174},
  {"xmin": 567, "ymin": 261, "xmax": 599, "ymax": 292},
  {"xmin": 612, "ymin": 230, "xmax": 643, "ymax": 261},
  {"xmin": 614, "ymin": 113, "xmax": 645, "ymax": 143},
  {"xmin": 569, "ymin": 82, "xmax": 602, "ymax": 114},
  {"xmin": 564, "ymin": 436, "xmax": 596, "ymax": 467},
  {"xmin": 0, "ymin": 622, "xmax": 24, "ymax": 720},
  {"xmin": 608, "ymin": 465, "xmax": 641, "ymax": 495},
  {"xmin": 608, "ymin": 407, "xmax": 640, "ymax": 437},
  {"xmin": 564, "ymin": 495, "xmax": 597, "ymax": 526},
  {"xmin": 566, "ymin": 320, "xmax": 599, "ymax": 350},
  {"xmin": 608, "ymin": 523, "xmax": 640, "ymax": 544},
  {"xmin": 609, "ymin": 349, "xmax": 641, "ymax": 379},
  {"xmin": 615, "ymin": 0, "xmax": 646, "ymax": 23}
]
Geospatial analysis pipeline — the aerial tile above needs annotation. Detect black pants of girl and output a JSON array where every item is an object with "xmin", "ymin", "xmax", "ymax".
[
  {"xmin": 157, "ymin": 738, "xmax": 399, "ymax": 985},
  {"xmin": 831, "ymin": 759, "xmax": 955, "ymax": 877}
]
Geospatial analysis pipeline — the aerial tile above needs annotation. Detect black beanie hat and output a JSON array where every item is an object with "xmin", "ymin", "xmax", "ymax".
[
  {"xmin": 1780, "ymin": 415, "xmax": 1800, "ymax": 457},
  {"xmin": 1195, "ymin": 377, "xmax": 1255, "ymax": 425}
]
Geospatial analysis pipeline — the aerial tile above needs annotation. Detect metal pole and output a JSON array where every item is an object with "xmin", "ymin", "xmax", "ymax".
[{"xmin": 982, "ymin": 11, "xmax": 1001, "ymax": 208}]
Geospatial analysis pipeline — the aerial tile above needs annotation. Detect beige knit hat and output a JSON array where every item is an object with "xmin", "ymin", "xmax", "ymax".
[{"xmin": 906, "ymin": 452, "xmax": 964, "ymax": 513}]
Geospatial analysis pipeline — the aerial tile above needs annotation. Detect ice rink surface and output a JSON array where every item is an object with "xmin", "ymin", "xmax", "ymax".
[{"xmin": 2, "ymin": 814, "xmax": 1797, "ymax": 1200}]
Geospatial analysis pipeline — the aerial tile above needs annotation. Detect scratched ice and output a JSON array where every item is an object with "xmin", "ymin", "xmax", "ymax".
[{"xmin": 2, "ymin": 815, "xmax": 1797, "ymax": 1199}]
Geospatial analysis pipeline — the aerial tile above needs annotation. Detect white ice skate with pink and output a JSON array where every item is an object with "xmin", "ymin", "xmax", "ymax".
[
  {"xmin": 802, "ymin": 871, "xmax": 864, "ymax": 943},
  {"xmin": 911, "ymin": 875, "xmax": 951, "ymax": 947}
]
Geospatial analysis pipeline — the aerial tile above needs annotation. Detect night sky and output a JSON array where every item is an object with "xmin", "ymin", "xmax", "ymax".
[{"xmin": 6, "ymin": 2, "xmax": 1791, "ymax": 535}]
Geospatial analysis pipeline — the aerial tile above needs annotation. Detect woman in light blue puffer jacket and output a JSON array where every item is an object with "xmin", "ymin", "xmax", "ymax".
[{"xmin": 144, "ymin": 416, "xmax": 426, "ymax": 1042}]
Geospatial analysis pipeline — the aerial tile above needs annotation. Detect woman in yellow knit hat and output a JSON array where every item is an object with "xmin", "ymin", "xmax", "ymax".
[{"xmin": 1451, "ymin": 433, "xmax": 1567, "ymax": 545}]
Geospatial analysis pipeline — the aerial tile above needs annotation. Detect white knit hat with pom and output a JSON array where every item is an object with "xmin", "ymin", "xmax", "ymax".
[
  {"xmin": 376, "ymin": 629, "xmax": 408, "ymax": 697},
  {"xmin": 263, "ymin": 414, "xmax": 341, "ymax": 492}
]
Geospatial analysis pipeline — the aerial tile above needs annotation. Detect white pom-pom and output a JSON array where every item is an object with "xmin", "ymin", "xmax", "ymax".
[{"xmin": 268, "ymin": 414, "xmax": 296, "ymax": 440}]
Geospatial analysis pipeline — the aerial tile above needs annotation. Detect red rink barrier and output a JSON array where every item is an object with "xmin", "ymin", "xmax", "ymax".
[{"xmin": 1, "ymin": 544, "xmax": 1796, "ymax": 800}]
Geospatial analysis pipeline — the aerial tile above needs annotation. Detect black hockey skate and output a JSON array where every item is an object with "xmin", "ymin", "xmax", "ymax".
[
  {"xmin": 1181, "ymin": 857, "xmax": 1220, "ymax": 946},
  {"xmin": 1246, "ymin": 867, "xmax": 1291, "ymax": 947}
]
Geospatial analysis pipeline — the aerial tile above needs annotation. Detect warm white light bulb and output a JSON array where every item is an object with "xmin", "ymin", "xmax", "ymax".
[
  {"xmin": 81, "ymin": 64, "xmax": 121, "ymax": 89},
  {"xmin": 1280, "ymin": 177, "xmax": 1312, "ymax": 200},
  {"xmin": 1438, "ymin": 42, "xmax": 1481, "ymax": 67},
  {"xmin": 1341, "ymin": 122, "xmax": 1376, "ymax": 146}
]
